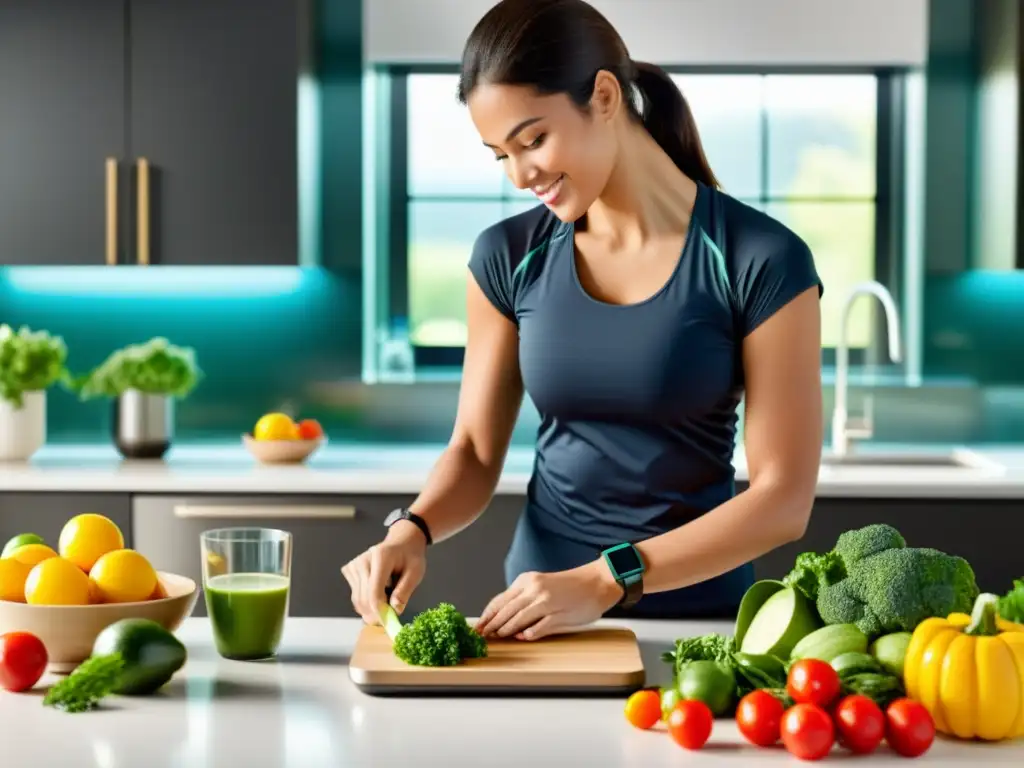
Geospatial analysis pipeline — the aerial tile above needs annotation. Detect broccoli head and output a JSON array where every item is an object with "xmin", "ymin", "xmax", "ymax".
[
  {"xmin": 392, "ymin": 602, "xmax": 488, "ymax": 667},
  {"xmin": 783, "ymin": 523, "xmax": 979, "ymax": 639}
]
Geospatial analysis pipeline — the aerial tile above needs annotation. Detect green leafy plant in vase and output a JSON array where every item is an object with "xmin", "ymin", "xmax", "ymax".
[
  {"xmin": 71, "ymin": 337, "xmax": 202, "ymax": 459},
  {"xmin": 0, "ymin": 324, "xmax": 69, "ymax": 461}
]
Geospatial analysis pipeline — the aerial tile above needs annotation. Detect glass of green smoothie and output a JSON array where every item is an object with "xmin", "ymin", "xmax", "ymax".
[{"xmin": 200, "ymin": 527, "xmax": 292, "ymax": 661}]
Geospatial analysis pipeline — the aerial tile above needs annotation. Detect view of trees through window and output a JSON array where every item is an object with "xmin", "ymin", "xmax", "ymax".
[{"xmin": 404, "ymin": 73, "xmax": 879, "ymax": 352}]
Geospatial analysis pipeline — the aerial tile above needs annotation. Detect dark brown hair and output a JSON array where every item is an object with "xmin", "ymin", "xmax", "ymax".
[{"xmin": 457, "ymin": 0, "xmax": 719, "ymax": 188}]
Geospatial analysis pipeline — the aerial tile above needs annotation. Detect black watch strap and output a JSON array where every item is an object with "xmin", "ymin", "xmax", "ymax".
[
  {"xmin": 385, "ymin": 508, "xmax": 432, "ymax": 546},
  {"xmin": 619, "ymin": 576, "xmax": 644, "ymax": 609}
]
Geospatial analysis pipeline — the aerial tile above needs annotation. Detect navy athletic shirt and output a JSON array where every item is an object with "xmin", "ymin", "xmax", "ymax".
[{"xmin": 468, "ymin": 181, "xmax": 823, "ymax": 619}]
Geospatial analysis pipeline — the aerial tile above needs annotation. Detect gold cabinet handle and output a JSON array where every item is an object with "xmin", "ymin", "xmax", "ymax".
[
  {"xmin": 137, "ymin": 158, "xmax": 150, "ymax": 266},
  {"xmin": 105, "ymin": 158, "xmax": 118, "ymax": 266}
]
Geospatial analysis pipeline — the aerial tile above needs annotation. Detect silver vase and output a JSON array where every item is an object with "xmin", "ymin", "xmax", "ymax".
[{"xmin": 113, "ymin": 390, "xmax": 174, "ymax": 459}]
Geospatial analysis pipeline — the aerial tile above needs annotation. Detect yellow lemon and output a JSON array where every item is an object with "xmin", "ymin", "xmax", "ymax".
[
  {"xmin": 25, "ymin": 557, "xmax": 91, "ymax": 606},
  {"xmin": 253, "ymin": 413, "xmax": 298, "ymax": 441},
  {"xmin": 58, "ymin": 513, "xmax": 125, "ymax": 572},
  {"xmin": 0, "ymin": 558, "xmax": 32, "ymax": 602},
  {"xmin": 89, "ymin": 549, "xmax": 157, "ymax": 604},
  {"xmin": 10, "ymin": 543, "xmax": 58, "ymax": 567}
]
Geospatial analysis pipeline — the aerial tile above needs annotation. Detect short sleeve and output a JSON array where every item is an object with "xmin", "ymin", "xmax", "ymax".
[
  {"xmin": 467, "ymin": 224, "xmax": 517, "ymax": 324},
  {"xmin": 734, "ymin": 233, "xmax": 823, "ymax": 337}
]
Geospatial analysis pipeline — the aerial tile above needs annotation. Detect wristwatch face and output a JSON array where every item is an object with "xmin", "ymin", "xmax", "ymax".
[{"xmin": 607, "ymin": 544, "xmax": 643, "ymax": 576}]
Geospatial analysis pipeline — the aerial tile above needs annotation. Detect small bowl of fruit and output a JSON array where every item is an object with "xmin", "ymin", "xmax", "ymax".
[
  {"xmin": 0, "ymin": 514, "xmax": 198, "ymax": 673},
  {"xmin": 243, "ymin": 412, "xmax": 326, "ymax": 465}
]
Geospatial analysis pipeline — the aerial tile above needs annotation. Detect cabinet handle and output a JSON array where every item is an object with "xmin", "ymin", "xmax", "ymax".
[
  {"xmin": 136, "ymin": 158, "xmax": 150, "ymax": 266},
  {"xmin": 173, "ymin": 504, "xmax": 357, "ymax": 520},
  {"xmin": 105, "ymin": 158, "xmax": 118, "ymax": 266}
]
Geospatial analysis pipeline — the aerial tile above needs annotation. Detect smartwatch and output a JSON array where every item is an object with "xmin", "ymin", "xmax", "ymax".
[
  {"xmin": 601, "ymin": 542, "xmax": 645, "ymax": 609},
  {"xmin": 384, "ymin": 507, "xmax": 433, "ymax": 546}
]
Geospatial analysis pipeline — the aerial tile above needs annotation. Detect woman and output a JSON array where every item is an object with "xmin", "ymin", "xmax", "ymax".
[{"xmin": 342, "ymin": 0, "xmax": 823, "ymax": 641}]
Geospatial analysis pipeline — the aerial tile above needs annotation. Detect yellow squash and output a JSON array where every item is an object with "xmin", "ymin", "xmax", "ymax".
[{"xmin": 904, "ymin": 593, "xmax": 1024, "ymax": 741}]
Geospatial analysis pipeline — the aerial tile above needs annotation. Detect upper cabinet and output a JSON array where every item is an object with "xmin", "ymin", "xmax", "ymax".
[{"xmin": 0, "ymin": 0, "xmax": 300, "ymax": 267}]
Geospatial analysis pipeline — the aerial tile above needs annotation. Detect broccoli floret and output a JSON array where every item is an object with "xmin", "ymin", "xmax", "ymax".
[
  {"xmin": 785, "ymin": 524, "xmax": 979, "ymax": 639},
  {"xmin": 392, "ymin": 603, "xmax": 488, "ymax": 667},
  {"xmin": 817, "ymin": 544, "xmax": 979, "ymax": 637}
]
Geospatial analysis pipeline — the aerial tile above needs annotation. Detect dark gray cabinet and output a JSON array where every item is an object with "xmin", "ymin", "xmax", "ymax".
[
  {"xmin": 0, "ymin": 0, "xmax": 300, "ymax": 267},
  {"xmin": 0, "ymin": 494, "xmax": 132, "ymax": 551},
  {"xmin": 0, "ymin": 2, "xmax": 126, "ymax": 266}
]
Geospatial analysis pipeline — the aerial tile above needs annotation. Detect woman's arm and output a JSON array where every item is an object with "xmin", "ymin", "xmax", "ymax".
[
  {"xmin": 394, "ymin": 272, "xmax": 525, "ymax": 544},
  {"xmin": 624, "ymin": 284, "xmax": 823, "ymax": 593}
]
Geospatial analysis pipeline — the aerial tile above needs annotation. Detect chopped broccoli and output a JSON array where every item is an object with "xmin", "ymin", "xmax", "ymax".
[
  {"xmin": 391, "ymin": 602, "xmax": 488, "ymax": 667},
  {"xmin": 783, "ymin": 523, "xmax": 979, "ymax": 639}
]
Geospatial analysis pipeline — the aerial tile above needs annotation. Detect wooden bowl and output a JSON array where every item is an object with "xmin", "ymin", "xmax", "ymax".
[
  {"xmin": 0, "ymin": 571, "xmax": 198, "ymax": 673},
  {"xmin": 243, "ymin": 433, "xmax": 324, "ymax": 464}
]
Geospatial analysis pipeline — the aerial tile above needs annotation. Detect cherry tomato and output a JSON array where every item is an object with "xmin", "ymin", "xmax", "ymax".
[
  {"xmin": 781, "ymin": 703, "xmax": 835, "ymax": 761},
  {"xmin": 736, "ymin": 689, "xmax": 786, "ymax": 747},
  {"xmin": 885, "ymin": 698, "xmax": 935, "ymax": 758},
  {"xmin": 787, "ymin": 658, "xmax": 841, "ymax": 709},
  {"xmin": 833, "ymin": 695, "xmax": 885, "ymax": 754},
  {"xmin": 296, "ymin": 418, "xmax": 324, "ymax": 440},
  {"xmin": 624, "ymin": 688, "xmax": 662, "ymax": 730},
  {"xmin": 666, "ymin": 700, "xmax": 713, "ymax": 750},
  {"xmin": 0, "ymin": 632, "xmax": 48, "ymax": 692}
]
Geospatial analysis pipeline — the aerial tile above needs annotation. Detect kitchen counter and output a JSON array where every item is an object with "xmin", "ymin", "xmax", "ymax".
[
  {"xmin": 0, "ymin": 442, "xmax": 1023, "ymax": 498},
  {"xmin": 5, "ymin": 617, "xmax": 1022, "ymax": 767}
]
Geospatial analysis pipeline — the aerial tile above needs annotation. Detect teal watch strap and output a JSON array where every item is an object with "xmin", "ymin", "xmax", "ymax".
[{"xmin": 601, "ymin": 542, "xmax": 645, "ymax": 609}]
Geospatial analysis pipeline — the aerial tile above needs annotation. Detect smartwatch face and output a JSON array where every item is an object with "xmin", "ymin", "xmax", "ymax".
[{"xmin": 606, "ymin": 544, "xmax": 643, "ymax": 576}]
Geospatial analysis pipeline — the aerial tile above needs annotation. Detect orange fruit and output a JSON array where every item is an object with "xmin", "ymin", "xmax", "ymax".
[
  {"xmin": 10, "ymin": 543, "xmax": 58, "ymax": 567},
  {"xmin": 89, "ymin": 549, "xmax": 157, "ymax": 604},
  {"xmin": 58, "ymin": 513, "xmax": 125, "ymax": 572},
  {"xmin": 25, "ymin": 557, "xmax": 91, "ymax": 605},
  {"xmin": 624, "ymin": 689, "xmax": 663, "ymax": 730},
  {"xmin": 296, "ymin": 418, "xmax": 324, "ymax": 440},
  {"xmin": 0, "ymin": 558, "xmax": 32, "ymax": 603},
  {"xmin": 253, "ymin": 413, "xmax": 298, "ymax": 441}
]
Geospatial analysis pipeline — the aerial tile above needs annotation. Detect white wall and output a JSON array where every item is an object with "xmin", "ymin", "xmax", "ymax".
[{"xmin": 364, "ymin": 0, "xmax": 929, "ymax": 67}]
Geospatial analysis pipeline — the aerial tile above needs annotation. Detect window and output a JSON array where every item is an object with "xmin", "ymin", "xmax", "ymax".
[{"xmin": 371, "ymin": 69, "xmax": 904, "ymax": 371}]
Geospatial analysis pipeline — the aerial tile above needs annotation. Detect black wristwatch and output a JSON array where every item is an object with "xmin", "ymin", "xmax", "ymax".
[{"xmin": 384, "ymin": 507, "xmax": 433, "ymax": 546}]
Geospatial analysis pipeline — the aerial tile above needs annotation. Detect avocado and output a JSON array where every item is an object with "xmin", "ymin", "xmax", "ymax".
[{"xmin": 92, "ymin": 618, "xmax": 187, "ymax": 695}]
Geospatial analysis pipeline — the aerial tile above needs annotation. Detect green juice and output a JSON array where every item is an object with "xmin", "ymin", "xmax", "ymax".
[{"xmin": 205, "ymin": 573, "xmax": 290, "ymax": 660}]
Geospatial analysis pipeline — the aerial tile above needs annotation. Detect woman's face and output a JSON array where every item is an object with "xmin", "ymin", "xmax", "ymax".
[{"xmin": 466, "ymin": 74, "xmax": 622, "ymax": 222}]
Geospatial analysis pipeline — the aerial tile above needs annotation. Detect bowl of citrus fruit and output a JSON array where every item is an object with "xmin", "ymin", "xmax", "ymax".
[
  {"xmin": 0, "ymin": 513, "xmax": 198, "ymax": 672},
  {"xmin": 243, "ymin": 412, "xmax": 326, "ymax": 465}
]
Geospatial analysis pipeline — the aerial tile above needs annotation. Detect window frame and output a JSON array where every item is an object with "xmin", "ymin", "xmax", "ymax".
[{"xmin": 374, "ymin": 64, "xmax": 907, "ymax": 372}]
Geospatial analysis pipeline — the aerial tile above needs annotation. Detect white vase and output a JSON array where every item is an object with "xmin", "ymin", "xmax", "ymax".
[{"xmin": 0, "ymin": 390, "xmax": 46, "ymax": 461}]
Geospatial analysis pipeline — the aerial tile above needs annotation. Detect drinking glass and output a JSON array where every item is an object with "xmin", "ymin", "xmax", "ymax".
[{"xmin": 200, "ymin": 527, "xmax": 292, "ymax": 660}]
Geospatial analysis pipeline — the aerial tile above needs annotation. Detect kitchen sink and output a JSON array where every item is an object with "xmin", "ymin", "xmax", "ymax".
[{"xmin": 819, "ymin": 449, "xmax": 1001, "ymax": 470}]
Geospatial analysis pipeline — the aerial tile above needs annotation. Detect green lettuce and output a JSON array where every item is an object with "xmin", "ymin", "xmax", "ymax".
[
  {"xmin": 0, "ymin": 324, "xmax": 69, "ymax": 408},
  {"xmin": 71, "ymin": 337, "xmax": 202, "ymax": 400}
]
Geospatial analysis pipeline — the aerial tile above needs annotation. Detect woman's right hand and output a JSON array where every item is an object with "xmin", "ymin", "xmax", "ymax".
[{"xmin": 341, "ymin": 523, "xmax": 427, "ymax": 625}]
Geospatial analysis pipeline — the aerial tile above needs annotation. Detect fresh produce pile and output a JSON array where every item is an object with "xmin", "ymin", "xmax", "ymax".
[
  {"xmin": 251, "ymin": 412, "xmax": 325, "ymax": 442},
  {"xmin": 625, "ymin": 523, "xmax": 1024, "ymax": 758},
  {"xmin": 380, "ymin": 602, "xmax": 488, "ymax": 666}
]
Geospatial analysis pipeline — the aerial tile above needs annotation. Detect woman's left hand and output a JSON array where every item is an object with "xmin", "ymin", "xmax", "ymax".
[{"xmin": 474, "ymin": 560, "xmax": 624, "ymax": 641}]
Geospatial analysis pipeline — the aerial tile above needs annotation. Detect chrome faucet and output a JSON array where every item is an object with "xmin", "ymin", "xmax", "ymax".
[{"xmin": 831, "ymin": 281, "xmax": 903, "ymax": 457}]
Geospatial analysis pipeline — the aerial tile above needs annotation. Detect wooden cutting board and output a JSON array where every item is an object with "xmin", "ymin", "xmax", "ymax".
[{"xmin": 349, "ymin": 624, "xmax": 646, "ymax": 696}]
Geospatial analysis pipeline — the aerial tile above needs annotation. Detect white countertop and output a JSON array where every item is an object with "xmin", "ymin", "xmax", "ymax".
[
  {"xmin": 5, "ymin": 617, "xmax": 1022, "ymax": 767},
  {"xmin": 1, "ymin": 442, "xmax": 1023, "ymax": 498}
]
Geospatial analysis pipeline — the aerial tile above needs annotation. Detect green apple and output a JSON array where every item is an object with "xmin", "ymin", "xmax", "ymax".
[{"xmin": 1, "ymin": 533, "xmax": 45, "ymax": 559}]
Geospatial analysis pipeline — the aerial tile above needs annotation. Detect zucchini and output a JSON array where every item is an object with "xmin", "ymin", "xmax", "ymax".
[
  {"xmin": 734, "ymin": 580, "xmax": 785, "ymax": 647},
  {"xmin": 738, "ymin": 586, "xmax": 822, "ymax": 658},
  {"xmin": 831, "ymin": 651, "xmax": 882, "ymax": 679},
  {"xmin": 790, "ymin": 623, "xmax": 868, "ymax": 663}
]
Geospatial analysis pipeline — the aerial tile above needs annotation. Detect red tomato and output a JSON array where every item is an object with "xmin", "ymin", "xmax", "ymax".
[
  {"xmin": 787, "ymin": 658, "xmax": 841, "ymax": 709},
  {"xmin": 0, "ymin": 632, "xmax": 48, "ymax": 692},
  {"xmin": 296, "ymin": 419, "xmax": 324, "ymax": 440},
  {"xmin": 666, "ymin": 700, "xmax": 713, "ymax": 750},
  {"xmin": 833, "ymin": 695, "xmax": 885, "ymax": 754},
  {"xmin": 736, "ymin": 689, "xmax": 786, "ymax": 747},
  {"xmin": 781, "ymin": 703, "xmax": 835, "ymax": 761},
  {"xmin": 885, "ymin": 698, "xmax": 935, "ymax": 758}
]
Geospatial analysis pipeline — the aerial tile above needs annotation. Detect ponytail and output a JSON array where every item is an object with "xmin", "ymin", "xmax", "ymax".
[{"xmin": 632, "ymin": 61, "xmax": 719, "ymax": 188}]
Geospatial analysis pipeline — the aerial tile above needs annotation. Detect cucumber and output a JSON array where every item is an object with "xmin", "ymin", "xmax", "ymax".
[
  {"xmin": 831, "ymin": 651, "xmax": 882, "ymax": 678},
  {"xmin": 738, "ymin": 586, "xmax": 821, "ymax": 658},
  {"xmin": 869, "ymin": 632, "xmax": 912, "ymax": 679},
  {"xmin": 92, "ymin": 618, "xmax": 187, "ymax": 696},
  {"xmin": 790, "ymin": 623, "xmax": 868, "ymax": 663},
  {"xmin": 734, "ymin": 580, "xmax": 785, "ymax": 648}
]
